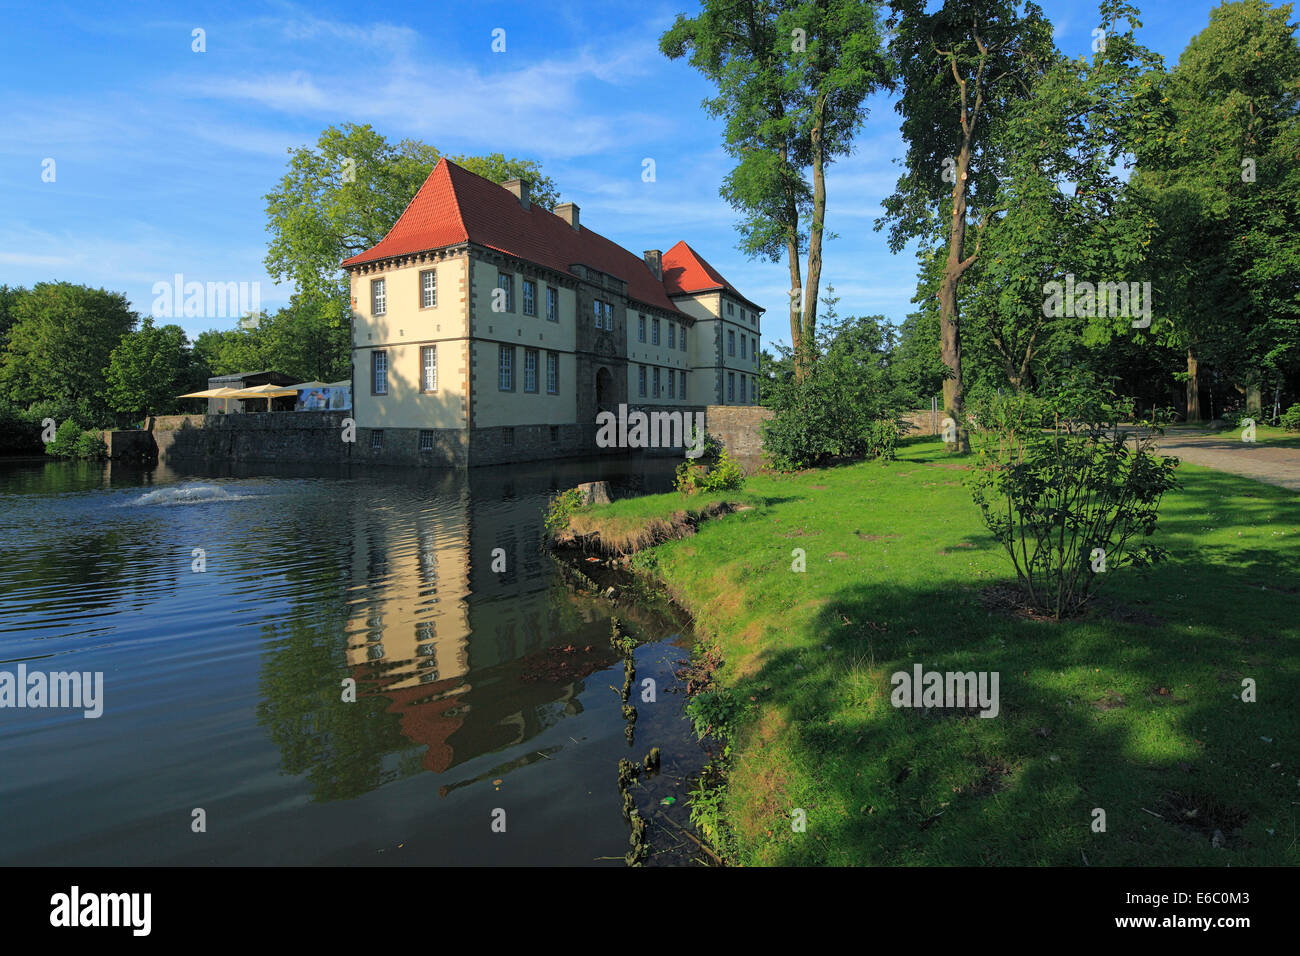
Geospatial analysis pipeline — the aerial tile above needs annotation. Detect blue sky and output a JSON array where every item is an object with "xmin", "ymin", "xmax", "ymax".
[{"xmin": 0, "ymin": 0, "xmax": 1251, "ymax": 349}]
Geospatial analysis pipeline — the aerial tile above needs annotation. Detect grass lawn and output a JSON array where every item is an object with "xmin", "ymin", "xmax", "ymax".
[{"xmin": 587, "ymin": 437, "xmax": 1300, "ymax": 865}]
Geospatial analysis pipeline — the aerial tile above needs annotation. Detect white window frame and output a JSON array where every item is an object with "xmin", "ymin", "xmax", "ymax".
[{"xmin": 421, "ymin": 345, "xmax": 437, "ymax": 392}]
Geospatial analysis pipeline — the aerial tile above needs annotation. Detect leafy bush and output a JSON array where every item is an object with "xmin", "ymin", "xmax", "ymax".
[
  {"xmin": 761, "ymin": 312, "xmax": 906, "ymax": 470},
  {"xmin": 44, "ymin": 419, "xmax": 106, "ymax": 460},
  {"xmin": 0, "ymin": 401, "xmax": 44, "ymax": 455},
  {"xmin": 1281, "ymin": 403, "xmax": 1300, "ymax": 432},
  {"xmin": 966, "ymin": 384, "xmax": 1179, "ymax": 619},
  {"xmin": 863, "ymin": 418, "xmax": 898, "ymax": 461},
  {"xmin": 543, "ymin": 487, "xmax": 584, "ymax": 537},
  {"xmin": 675, "ymin": 448, "xmax": 746, "ymax": 494}
]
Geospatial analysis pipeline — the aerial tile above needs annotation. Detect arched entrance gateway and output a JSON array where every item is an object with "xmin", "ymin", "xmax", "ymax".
[{"xmin": 595, "ymin": 366, "xmax": 614, "ymax": 414}]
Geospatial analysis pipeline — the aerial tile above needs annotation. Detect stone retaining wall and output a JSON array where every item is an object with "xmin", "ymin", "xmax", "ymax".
[
  {"xmin": 144, "ymin": 405, "xmax": 781, "ymax": 468},
  {"xmin": 153, "ymin": 411, "xmax": 352, "ymax": 463},
  {"xmin": 705, "ymin": 404, "xmax": 772, "ymax": 466}
]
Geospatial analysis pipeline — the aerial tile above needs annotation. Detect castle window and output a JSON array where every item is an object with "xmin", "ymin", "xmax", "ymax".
[
  {"xmin": 728, "ymin": 330, "xmax": 735, "ymax": 356},
  {"xmin": 638, "ymin": 314, "xmax": 646, "ymax": 342},
  {"xmin": 653, "ymin": 367, "xmax": 661, "ymax": 398},
  {"xmin": 497, "ymin": 272, "xmax": 514, "ymax": 311},
  {"xmin": 524, "ymin": 349, "xmax": 538, "ymax": 393},
  {"xmin": 419, "ymin": 430, "xmax": 434, "ymax": 451},
  {"xmin": 652, "ymin": 318, "xmax": 660, "ymax": 346},
  {"xmin": 668, "ymin": 322, "xmax": 676, "ymax": 349},
  {"xmin": 372, "ymin": 350, "xmax": 388, "ymax": 395},
  {"xmin": 546, "ymin": 287, "xmax": 558, "ymax": 322},
  {"xmin": 420, "ymin": 270, "xmax": 436, "ymax": 308},
  {"xmin": 638, "ymin": 365, "xmax": 646, "ymax": 398},
  {"xmin": 523, "ymin": 279, "xmax": 537, "ymax": 316},
  {"xmin": 681, "ymin": 327, "xmax": 686, "ymax": 352},
  {"xmin": 546, "ymin": 352, "xmax": 559, "ymax": 394},
  {"xmin": 498, "ymin": 345, "xmax": 514, "ymax": 391},
  {"xmin": 727, "ymin": 372, "xmax": 735, "ymax": 402},
  {"xmin": 421, "ymin": 345, "xmax": 437, "ymax": 392},
  {"xmin": 371, "ymin": 277, "xmax": 386, "ymax": 316},
  {"xmin": 370, "ymin": 429, "xmax": 384, "ymax": 449}
]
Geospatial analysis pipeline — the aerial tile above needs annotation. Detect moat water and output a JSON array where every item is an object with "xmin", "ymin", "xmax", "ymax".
[{"xmin": 0, "ymin": 455, "xmax": 706, "ymax": 865}]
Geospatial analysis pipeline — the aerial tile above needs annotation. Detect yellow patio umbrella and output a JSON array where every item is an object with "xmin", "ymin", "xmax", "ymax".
[
  {"xmin": 176, "ymin": 386, "xmax": 243, "ymax": 413},
  {"xmin": 226, "ymin": 383, "xmax": 299, "ymax": 412}
]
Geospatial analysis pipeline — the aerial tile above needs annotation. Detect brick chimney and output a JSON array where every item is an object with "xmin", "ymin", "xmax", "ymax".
[
  {"xmin": 643, "ymin": 249, "xmax": 662, "ymax": 279},
  {"xmin": 556, "ymin": 202, "xmax": 580, "ymax": 231},
  {"xmin": 503, "ymin": 178, "xmax": 530, "ymax": 210}
]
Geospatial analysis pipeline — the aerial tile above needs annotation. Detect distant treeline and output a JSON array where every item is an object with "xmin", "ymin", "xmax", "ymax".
[{"xmin": 0, "ymin": 282, "xmax": 349, "ymax": 455}]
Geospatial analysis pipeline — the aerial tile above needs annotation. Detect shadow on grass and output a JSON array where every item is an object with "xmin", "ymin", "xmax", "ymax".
[{"xmin": 720, "ymin": 549, "xmax": 1299, "ymax": 865}]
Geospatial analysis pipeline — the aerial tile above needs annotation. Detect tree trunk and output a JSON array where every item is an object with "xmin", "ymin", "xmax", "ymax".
[
  {"xmin": 801, "ymin": 100, "xmax": 828, "ymax": 378},
  {"xmin": 1246, "ymin": 384, "xmax": 1262, "ymax": 416},
  {"xmin": 938, "ymin": 144, "xmax": 972, "ymax": 453},
  {"xmin": 781, "ymin": 145, "xmax": 806, "ymax": 382},
  {"xmin": 1185, "ymin": 347, "xmax": 1201, "ymax": 422}
]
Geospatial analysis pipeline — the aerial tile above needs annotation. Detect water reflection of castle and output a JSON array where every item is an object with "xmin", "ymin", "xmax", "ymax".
[{"xmin": 343, "ymin": 459, "xmax": 669, "ymax": 778}]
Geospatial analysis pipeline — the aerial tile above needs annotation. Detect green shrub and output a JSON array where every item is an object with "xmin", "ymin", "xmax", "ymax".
[
  {"xmin": 0, "ymin": 401, "xmax": 44, "ymax": 455},
  {"xmin": 675, "ymin": 448, "xmax": 746, "ymax": 494},
  {"xmin": 1281, "ymin": 403, "xmax": 1300, "ymax": 432},
  {"xmin": 543, "ymin": 487, "xmax": 585, "ymax": 537},
  {"xmin": 864, "ymin": 418, "xmax": 898, "ymax": 461},
  {"xmin": 967, "ymin": 385, "xmax": 1179, "ymax": 619},
  {"xmin": 43, "ymin": 420, "xmax": 105, "ymax": 460}
]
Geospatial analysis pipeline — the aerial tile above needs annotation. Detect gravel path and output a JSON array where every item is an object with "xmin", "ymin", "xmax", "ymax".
[{"xmin": 1149, "ymin": 430, "xmax": 1300, "ymax": 492}]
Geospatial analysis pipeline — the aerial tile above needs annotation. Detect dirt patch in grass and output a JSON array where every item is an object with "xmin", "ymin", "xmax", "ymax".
[
  {"xmin": 1154, "ymin": 790, "xmax": 1248, "ymax": 847},
  {"xmin": 855, "ymin": 531, "xmax": 900, "ymax": 541},
  {"xmin": 556, "ymin": 500, "xmax": 737, "ymax": 556},
  {"xmin": 1145, "ymin": 685, "xmax": 1189, "ymax": 705},
  {"xmin": 783, "ymin": 526, "xmax": 822, "ymax": 538},
  {"xmin": 958, "ymin": 759, "xmax": 1017, "ymax": 797},
  {"xmin": 1092, "ymin": 690, "xmax": 1127, "ymax": 711},
  {"xmin": 977, "ymin": 584, "xmax": 1065, "ymax": 622},
  {"xmin": 1103, "ymin": 602, "xmax": 1164, "ymax": 628}
]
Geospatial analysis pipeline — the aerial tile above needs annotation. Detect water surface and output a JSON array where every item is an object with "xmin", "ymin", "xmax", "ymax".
[{"xmin": 0, "ymin": 456, "xmax": 703, "ymax": 865}]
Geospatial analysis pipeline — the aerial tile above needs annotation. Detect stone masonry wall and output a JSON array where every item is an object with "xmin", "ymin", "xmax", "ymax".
[
  {"xmin": 153, "ymin": 412, "xmax": 352, "ymax": 463},
  {"xmin": 705, "ymin": 404, "xmax": 772, "ymax": 467}
]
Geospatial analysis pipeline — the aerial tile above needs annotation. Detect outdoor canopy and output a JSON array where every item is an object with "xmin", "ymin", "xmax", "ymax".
[{"xmin": 175, "ymin": 386, "xmax": 244, "ymax": 413}]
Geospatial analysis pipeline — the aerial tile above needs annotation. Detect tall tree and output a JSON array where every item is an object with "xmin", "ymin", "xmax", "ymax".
[
  {"xmin": 878, "ymin": 0, "xmax": 1054, "ymax": 450},
  {"xmin": 1133, "ymin": 0, "xmax": 1300, "ymax": 419},
  {"xmin": 661, "ymin": 0, "xmax": 893, "ymax": 379},
  {"xmin": 263, "ymin": 123, "xmax": 560, "ymax": 348},
  {"xmin": 105, "ymin": 317, "xmax": 194, "ymax": 420},
  {"xmin": 961, "ymin": 1, "xmax": 1166, "ymax": 395},
  {"xmin": 0, "ymin": 282, "xmax": 137, "ymax": 427}
]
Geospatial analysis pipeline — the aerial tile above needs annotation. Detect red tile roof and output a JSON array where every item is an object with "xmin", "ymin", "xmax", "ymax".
[
  {"xmin": 342, "ymin": 158, "xmax": 699, "ymax": 314},
  {"xmin": 661, "ymin": 240, "xmax": 762, "ymax": 311}
]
